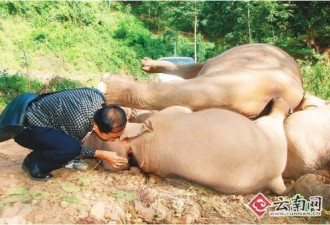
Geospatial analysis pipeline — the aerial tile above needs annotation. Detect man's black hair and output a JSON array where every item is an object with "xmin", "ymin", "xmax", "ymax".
[{"xmin": 93, "ymin": 105, "xmax": 127, "ymax": 133}]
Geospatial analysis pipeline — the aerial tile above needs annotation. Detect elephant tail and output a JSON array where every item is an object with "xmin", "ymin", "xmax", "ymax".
[{"xmin": 268, "ymin": 176, "xmax": 293, "ymax": 195}]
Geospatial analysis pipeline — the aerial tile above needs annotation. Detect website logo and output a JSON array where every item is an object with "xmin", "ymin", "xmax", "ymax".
[
  {"xmin": 247, "ymin": 193, "xmax": 323, "ymax": 218},
  {"xmin": 247, "ymin": 193, "xmax": 272, "ymax": 218}
]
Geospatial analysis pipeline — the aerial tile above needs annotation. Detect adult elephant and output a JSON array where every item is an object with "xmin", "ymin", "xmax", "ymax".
[
  {"xmin": 98, "ymin": 43, "xmax": 304, "ymax": 119},
  {"xmin": 84, "ymin": 98, "xmax": 291, "ymax": 195}
]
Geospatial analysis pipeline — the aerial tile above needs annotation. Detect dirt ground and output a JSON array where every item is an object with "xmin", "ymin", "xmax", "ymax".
[{"xmin": 0, "ymin": 139, "xmax": 329, "ymax": 224}]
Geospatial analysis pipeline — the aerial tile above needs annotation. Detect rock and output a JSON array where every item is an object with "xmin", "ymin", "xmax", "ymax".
[
  {"xmin": 0, "ymin": 202, "xmax": 22, "ymax": 217},
  {"xmin": 151, "ymin": 199, "xmax": 168, "ymax": 222},
  {"xmin": 138, "ymin": 188, "xmax": 157, "ymax": 205},
  {"xmin": 130, "ymin": 167, "xmax": 142, "ymax": 175},
  {"xmin": 39, "ymin": 199, "xmax": 48, "ymax": 207},
  {"xmin": 18, "ymin": 204, "xmax": 33, "ymax": 217},
  {"xmin": 83, "ymin": 191, "xmax": 93, "ymax": 199},
  {"xmin": 182, "ymin": 201, "xmax": 201, "ymax": 223},
  {"xmin": 34, "ymin": 213, "xmax": 44, "ymax": 222},
  {"xmin": 105, "ymin": 201, "xmax": 126, "ymax": 222},
  {"xmin": 77, "ymin": 205, "xmax": 89, "ymax": 218},
  {"xmin": 60, "ymin": 201, "xmax": 69, "ymax": 208},
  {"xmin": 89, "ymin": 201, "xmax": 106, "ymax": 221},
  {"xmin": 125, "ymin": 213, "xmax": 132, "ymax": 222},
  {"xmin": 105, "ymin": 186, "xmax": 117, "ymax": 194},
  {"xmin": 148, "ymin": 174, "xmax": 162, "ymax": 184},
  {"xmin": 0, "ymin": 216, "xmax": 26, "ymax": 224},
  {"xmin": 133, "ymin": 218, "xmax": 144, "ymax": 223},
  {"xmin": 134, "ymin": 200, "xmax": 155, "ymax": 220}
]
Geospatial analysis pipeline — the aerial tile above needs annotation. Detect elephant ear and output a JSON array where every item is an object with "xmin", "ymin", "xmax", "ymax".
[
  {"xmin": 297, "ymin": 93, "xmax": 326, "ymax": 110},
  {"xmin": 82, "ymin": 132, "xmax": 104, "ymax": 149},
  {"xmin": 143, "ymin": 120, "xmax": 153, "ymax": 132},
  {"xmin": 119, "ymin": 123, "xmax": 150, "ymax": 141}
]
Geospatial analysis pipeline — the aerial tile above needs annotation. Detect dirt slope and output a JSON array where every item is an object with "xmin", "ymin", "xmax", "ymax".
[{"xmin": 0, "ymin": 140, "xmax": 329, "ymax": 224}]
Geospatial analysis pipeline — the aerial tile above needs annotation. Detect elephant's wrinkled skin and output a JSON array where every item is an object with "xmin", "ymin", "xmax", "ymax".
[
  {"xmin": 84, "ymin": 98, "xmax": 290, "ymax": 195},
  {"xmin": 99, "ymin": 43, "xmax": 304, "ymax": 119}
]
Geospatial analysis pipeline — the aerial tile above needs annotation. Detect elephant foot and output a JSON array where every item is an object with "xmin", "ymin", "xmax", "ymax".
[
  {"xmin": 97, "ymin": 81, "xmax": 107, "ymax": 95},
  {"xmin": 97, "ymin": 74, "xmax": 154, "ymax": 109},
  {"xmin": 97, "ymin": 73, "xmax": 130, "ymax": 97},
  {"xmin": 141, "ymin": 57, "xmax": 176, "ymax": 74},
  {"xmin": 141, "ymin": 57, "xmax": 160, "ymax": 73},
  {"xmin": 97, "ymin": 73, "xmax": 115, "ymax": 94},
  {"xmin": 294, "ymin": 171, "xmax": 330, "ymax": 211}
]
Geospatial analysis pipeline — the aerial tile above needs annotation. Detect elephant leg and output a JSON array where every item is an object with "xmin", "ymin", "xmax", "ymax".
[
  {"xmin": 141, "ymin": 58, "xmax": 204, "ymax": 79},
  {"xmin": 100, "ymin": 72, "xmax": 302, "ymax": 118}
]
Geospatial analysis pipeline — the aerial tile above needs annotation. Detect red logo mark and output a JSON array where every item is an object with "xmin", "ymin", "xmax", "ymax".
[{"xmin": 247, "ymin": 193, "xmax": 272, "ymax": 218}]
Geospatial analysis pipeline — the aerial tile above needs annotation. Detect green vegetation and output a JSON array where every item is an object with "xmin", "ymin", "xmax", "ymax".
[
  {"xmin": 300, "ymin": 57, "xmax": 330, "ymax": 100},
  {"xmin": 0, "ymin": 2, "xmax": 171, "ymax": 79},
  {"xmin": 0, "ymin": 1, "xmax": 329, "ymax": 111},
  {"xmin": 0, "ymin": 187, "xmax": 28, "ymax": 205},
  {"xmin": 0, "ymin": 72, "xmax": 82, "ymax": 110},
  {"xmin": 0, "ymin": 72, "xmax": 43, "ymax": 109},
  {"xmin": 115, "ymin": 190, "xmax": 137, "ymax": 202}
]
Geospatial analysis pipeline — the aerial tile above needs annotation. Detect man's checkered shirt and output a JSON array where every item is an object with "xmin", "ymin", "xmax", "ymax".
[{"xmin": 25, "ymin": 88, "xmax": 105, "ymax": 158}]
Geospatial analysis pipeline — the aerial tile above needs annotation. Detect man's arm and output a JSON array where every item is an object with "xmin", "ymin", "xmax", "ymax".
[
  {"xmin": 94, "ymin": 150, "xmax": 128, "ymax": 169},
  {"xmin": 80, "ymin": 145, "xmax": 128, "ymax": 169}
]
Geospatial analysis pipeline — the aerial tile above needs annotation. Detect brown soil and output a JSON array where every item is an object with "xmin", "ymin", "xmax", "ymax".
[{"xmin": 0, "ymin": 140, "xmax": 329, "ymax": 224}]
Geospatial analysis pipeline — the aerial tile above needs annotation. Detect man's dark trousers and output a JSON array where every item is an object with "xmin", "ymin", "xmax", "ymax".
[{"xmin": 15, "ymin": 126, "xmax": 81, "ymax": 173}]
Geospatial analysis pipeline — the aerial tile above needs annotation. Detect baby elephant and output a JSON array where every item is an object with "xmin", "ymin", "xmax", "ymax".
[
  {"xmin": 283, "ymin": 95, "xmax": 330, "ymax": 179},
  {"xmin": 84, "ymin": 98, "xmax": 290, "ymax": 195}
]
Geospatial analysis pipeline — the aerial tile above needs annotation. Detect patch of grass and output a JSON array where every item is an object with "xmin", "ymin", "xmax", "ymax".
[
  {"xmin": 61, "ymin": 195, "xmax": 81, "ymax": 204},
  {"xmin": 0, "ymin": 2, "xmax": 171, "ymax": 80},
  {"xmin": 77, "ymin": 177, "xmax": 93, "ymax": 186},
  {"xmin": 40, "ymin": 76, "xmax": 83, "ymax": 94},
  {"xmin": 61, "ymin": 182, "xmax": 81, "ymax": 193},
  {"xmin": 299, "ymin": 57, "xmax": 330, "ymax": 100},
  {"xmin": 30, "ymin": 190, "xmax": 50, "ymax": 200},
  {"xmin": 0, "ymin": 187, "xmax": 28, "ymax": 204},
  {"xmin": 115, "ymin": 190, "xmax": 137, "ymax": 202}
]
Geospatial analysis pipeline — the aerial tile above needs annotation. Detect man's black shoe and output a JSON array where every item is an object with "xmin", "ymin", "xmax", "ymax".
[{"xmin": 22, "ymin": 156, "xmax": 53, "ymax": 181}]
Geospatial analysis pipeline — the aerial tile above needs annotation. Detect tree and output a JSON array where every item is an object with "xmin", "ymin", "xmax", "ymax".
[{"xmin": 290, "ymin": 1, "xmax": 330, "ymax": 52}]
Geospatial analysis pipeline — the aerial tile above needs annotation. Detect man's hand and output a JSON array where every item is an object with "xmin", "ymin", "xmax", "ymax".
[{"xmin": 94, "ymin": 150, "xmax": 128, "ymax": 169}]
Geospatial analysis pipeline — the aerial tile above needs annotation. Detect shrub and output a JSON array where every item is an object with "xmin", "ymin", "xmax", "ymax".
[
  {"xmin": 0, "ymin": 72, "xmax": 83, "ymax": 111},
  {"xmin": 0, "ymin": 72, "xmax": 44, "ymax": 109},
  {"xmin": 40, "ymin": 76, "xmax": 83, "ymax": 94},
  {"xmin": 299, "ymin": 57, "xmax": 330, "ymax": 100}
]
